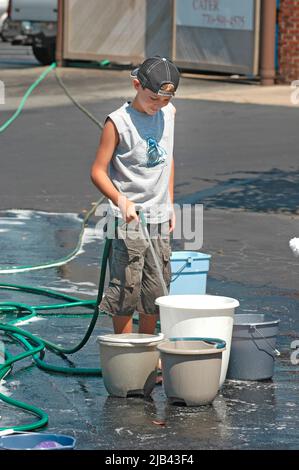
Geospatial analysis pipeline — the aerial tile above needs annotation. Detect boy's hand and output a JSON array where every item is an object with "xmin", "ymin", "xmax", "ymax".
[
  {"xmin": 119, "ymin": 196, "xmax": 139, "ymax": 223},
  {"xmin": 126, "ymin": 201, "xmax": 139, "ymax": 223}
]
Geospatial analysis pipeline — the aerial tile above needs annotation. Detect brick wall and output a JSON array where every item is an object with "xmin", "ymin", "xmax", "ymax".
[{"xmin": 278, "ymin": 0, "xmax": 299, "ymax": 83}]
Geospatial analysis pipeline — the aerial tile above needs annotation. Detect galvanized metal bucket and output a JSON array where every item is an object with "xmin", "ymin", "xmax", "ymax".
[{"xmin": 227, "ymin": 314, "xmax": 280, "ymax": 381}]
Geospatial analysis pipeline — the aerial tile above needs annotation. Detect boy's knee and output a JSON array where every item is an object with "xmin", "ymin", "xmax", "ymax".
[{"xmin": 99, "ymin": 283, "xmax": 140, "ymax": 317}]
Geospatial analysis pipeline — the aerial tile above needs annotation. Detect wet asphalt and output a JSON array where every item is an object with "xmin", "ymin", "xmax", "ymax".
[{"xmin": 0, "ymin": 43, "xmax": 299, "ymax": 451}]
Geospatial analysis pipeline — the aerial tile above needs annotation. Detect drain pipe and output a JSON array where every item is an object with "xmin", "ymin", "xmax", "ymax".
[{"xmin": 260, "ymin": 0, "xmax": 277, "ymax": 85}]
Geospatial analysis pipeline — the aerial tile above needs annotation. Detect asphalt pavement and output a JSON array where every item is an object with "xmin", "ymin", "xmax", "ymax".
[{"xmin": 0, "ymin": 42, "xmax": 299, "ymax": 451}]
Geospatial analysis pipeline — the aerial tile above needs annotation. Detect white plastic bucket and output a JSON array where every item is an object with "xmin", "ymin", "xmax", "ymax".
[
  {"xmin": 158, "ymin": 338, "xmax": 226, "ymax": 406},
  {"xmin": 97, "ymin": 333, "xmax": 164, "ymax": 397},
  {"xmin": 155, "ymin": 295, "xmax": 240, "ymax": 386}
]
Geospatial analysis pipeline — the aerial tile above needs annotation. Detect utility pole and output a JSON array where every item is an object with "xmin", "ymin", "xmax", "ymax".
[{"xmin": 260, "ymin": 0, "xmax": 277, "ymax": 85}]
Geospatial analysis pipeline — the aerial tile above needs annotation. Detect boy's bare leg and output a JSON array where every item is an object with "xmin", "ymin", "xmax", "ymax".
[
  {"xmin": 138, "ymin": 312, "xmax": 158, "ymax": 334},
  {"xmin": 113, "ymin": 315, "xmax": 133, "ymax": 334}
]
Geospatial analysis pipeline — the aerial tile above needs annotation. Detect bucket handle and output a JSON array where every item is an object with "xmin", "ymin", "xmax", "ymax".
[
  {"xmin": 171, "ymin": 257, "xmax": 192, "ymax": 282},
  {"xmin": 169, "ymin": 337, "xmax": 226, "ymax": 349},
  {"xmin": 250, "ymin": 325, "xmax": 280, "ymax": 356}
]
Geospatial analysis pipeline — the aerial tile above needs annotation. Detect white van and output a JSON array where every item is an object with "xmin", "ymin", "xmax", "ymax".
[
  {"xmin": 0, "ymin": 0, "xmax": 8, "ymax": 16},
  {"xmin": 0, "ymin": 0, "xmax": 9, "ymax": 40},
  {"xmin": 2, "ymin": 0, "xmax": 57, "ymax": 64}
]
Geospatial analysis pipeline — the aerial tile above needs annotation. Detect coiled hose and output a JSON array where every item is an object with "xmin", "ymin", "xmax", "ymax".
[{"xmin": 0, "ymin": 63, "xmax": 118, "ymax": 433}]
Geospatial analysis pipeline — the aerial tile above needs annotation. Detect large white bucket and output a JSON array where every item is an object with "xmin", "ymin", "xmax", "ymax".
[{"xmin": 155, "ymin": 295, "xmax": 240, "ymax": 386}]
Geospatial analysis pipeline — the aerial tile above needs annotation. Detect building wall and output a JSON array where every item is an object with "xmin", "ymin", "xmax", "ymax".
[{"xmin": 278, "ymin": 0, "xmax": 299, "ymax": 83}]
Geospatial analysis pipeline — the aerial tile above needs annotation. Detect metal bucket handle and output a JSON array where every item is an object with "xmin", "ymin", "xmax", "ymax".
[
  {"xmin": 250, "ymin": 325, "xmax": 280, "ymax": 356},
  {"xmin": 171, "ymin": 257, "xmax": 192, "ymax": 282}
]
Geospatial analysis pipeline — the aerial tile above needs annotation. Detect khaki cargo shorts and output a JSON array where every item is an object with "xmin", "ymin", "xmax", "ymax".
[{"xmin": 99, "ymin": 218, "xmax": 171, "ymax": 316}]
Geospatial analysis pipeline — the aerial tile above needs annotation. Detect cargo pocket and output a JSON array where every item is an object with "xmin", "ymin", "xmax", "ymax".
[
  {"xmin": 101, "ymin": 242, "xmax": 143, "ymax": 316},
  {"xmin": 110, "ymin": 244, "xmax": 141, "ymax": 290}
]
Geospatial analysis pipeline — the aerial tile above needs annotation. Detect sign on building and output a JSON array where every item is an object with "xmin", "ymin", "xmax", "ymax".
[{"xmin": 174, "ymin": 0, "xmax": 260, "ymax": 74}]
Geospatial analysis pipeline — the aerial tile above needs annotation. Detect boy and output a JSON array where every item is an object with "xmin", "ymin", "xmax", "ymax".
[{"xmin": 91, "ymin": 56, "xmax": 180, "ymax": 335}]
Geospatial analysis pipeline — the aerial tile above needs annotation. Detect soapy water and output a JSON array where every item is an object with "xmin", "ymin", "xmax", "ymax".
[
  {"xmin": 289, "ymin": 237, "xmax": 299, "ymax": 257},
  {"xmin": 33, "ymin": 440, "xmax": 63, "ymax": 449}
]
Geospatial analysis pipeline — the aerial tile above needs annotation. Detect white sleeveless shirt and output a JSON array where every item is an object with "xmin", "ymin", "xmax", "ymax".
[{"xmin": 107, "ymin": 101, "xmax": 175, "ymax": 223}]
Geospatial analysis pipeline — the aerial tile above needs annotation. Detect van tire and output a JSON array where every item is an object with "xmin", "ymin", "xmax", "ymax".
[{"xmin": 32, "ymin": 43, "xmax": 55, "ymax": 65}]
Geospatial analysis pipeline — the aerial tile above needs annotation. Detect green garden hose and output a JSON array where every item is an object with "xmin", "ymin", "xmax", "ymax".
[
  {"xmin": 0, "ymin": 63, "xmax": 115, "ymax": 433},
  {"xmin": 0, "ymin": 229, "xmax": 112, "ymax": 432},
  {"xmin": 0, "ymin": 63, "xmax": 57, "ymax": 134},
  {"xmin": 0, "ymin": 61, "xmax": 143, "ymax": 435},
  {"xmin": 0, "ymin": 195, "xmax": 105, "ymax": 274}
]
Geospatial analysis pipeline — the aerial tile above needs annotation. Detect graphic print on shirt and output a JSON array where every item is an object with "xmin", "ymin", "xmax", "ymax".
[{"xmin": 146, "ymin": 137, "xmax": 166, "ymax": 168}]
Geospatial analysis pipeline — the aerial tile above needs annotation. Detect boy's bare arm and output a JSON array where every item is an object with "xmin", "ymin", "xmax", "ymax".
[
  {"xmin": 90, "ymin": 119, "xmax": 138, "ymax": 222},
  {"xmin": 168, "ymin": 105, "xmax": 176, "ymax": 204},
  {"xmin": 169, "ymin": 158, "xmax": 174, "ymax": 204},
  {"xmin": 168, "ymin": 158, "xmax": 175, "ymax": 232},
  {"xmin": 90, "ymin": 119, "xmax": 121, "ymax": 208}
]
